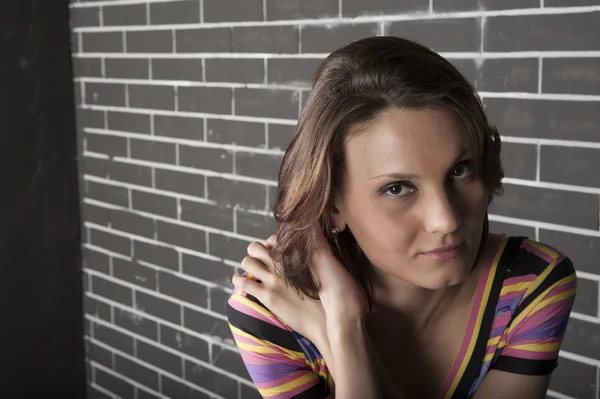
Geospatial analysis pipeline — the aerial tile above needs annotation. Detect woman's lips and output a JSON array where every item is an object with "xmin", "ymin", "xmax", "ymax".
[{"xmin": 419, "ymin": 243, "xmax": 465, "ymax": 261}]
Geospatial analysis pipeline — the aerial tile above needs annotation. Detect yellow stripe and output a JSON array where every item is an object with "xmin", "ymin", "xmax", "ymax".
[
  {"xmin": 508, "ymin": 342, "xmax": 561, "ymax": 352},
  {"xmin": 526, "ymin": 240, "xmax": 559, "ymax": 260},
  {"xmin": 230, "ymin": 292, "xmax": 278, "ymax": 321},
  {"xmin": 483, "ymin": 352, "xmax": 494, "ymax": 362},
  {"xmin": 487, "ymin": 336, "xmax": 501, "ymax": 347},
  {"xmin": 499, "ymin": 281, "xmax": 534, "ymax": 296},
  {"xmin": 524, "ymin": 258, "xmax": 557, "ymax": 298},
  {"xmin": 506, "ymin": 274, "xmax": 576, "ymax": 336},
  {"xmin": 260, "ymin": 372, "xmax": 318, "ymax": 397},
  {"xmin": 443, "ymin": 237, "xmax": 508, "ymax": 399},
  {"xmin": 229, "ymin": 324, "xmax": 305, "ymax": 360}
]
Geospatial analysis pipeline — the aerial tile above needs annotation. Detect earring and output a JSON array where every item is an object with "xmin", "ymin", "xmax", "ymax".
[{"xmin": 330, "ymin": 227, "xmax": 340, "ymax": 237}]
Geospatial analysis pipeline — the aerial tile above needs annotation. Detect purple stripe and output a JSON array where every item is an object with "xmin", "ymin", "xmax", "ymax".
[
  {"xmin": 512, "ymin": 314, "xmax": 568, "ymax": 342},
  {"xmin": 245, "ymin": 362, "xmax": 303, "ymax": 383}
]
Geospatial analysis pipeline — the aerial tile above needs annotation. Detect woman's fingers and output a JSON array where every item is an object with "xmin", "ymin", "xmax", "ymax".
[
  {"xmin": 240, "ymin": 255, "xmax": 271, "ymax": 283},
  {"xmin": 232, "ymin": 273, "xmax": 263, "ymax": 297},
  {"xmin": 265, "ymin": 235, "xmax": 277, "ymax": 248},
  {"xmin": 247, "ymin": 241, "xmax": 278, "ymax": 273}
]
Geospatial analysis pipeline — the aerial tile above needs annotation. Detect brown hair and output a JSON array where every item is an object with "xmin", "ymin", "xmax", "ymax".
[{"xmin": 270, "ymin": 36, "xmax": 503, "ymax": 311}]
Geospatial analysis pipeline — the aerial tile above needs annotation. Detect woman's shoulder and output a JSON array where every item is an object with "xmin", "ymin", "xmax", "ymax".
[{"xmin": 496, "ymin": 234, "xmax": 577, "ymax": 304}]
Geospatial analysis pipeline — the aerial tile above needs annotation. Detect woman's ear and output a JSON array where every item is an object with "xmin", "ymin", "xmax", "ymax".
[{"xmin": 330, "ymin": 193, "xmax": 347, "ymax": 232}]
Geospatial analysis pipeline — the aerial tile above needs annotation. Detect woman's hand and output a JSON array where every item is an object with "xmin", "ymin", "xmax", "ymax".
[{"xmin": 231, "ymin": 235, "xmax": 328, "ymax": 346}]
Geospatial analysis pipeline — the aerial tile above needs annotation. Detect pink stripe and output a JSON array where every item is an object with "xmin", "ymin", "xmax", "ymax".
[
  {"xmin": 228, "ymin": 296, "xmax": 289, "ymax": 330},
  {"xmin": 502, "ymin": 274, "xmax": 538, "ymax": 287},
  {"xmin": 259, "ymin": 372, "xmax": 320, "ymax": 399},
  {"xmin": 238, "ymin": 343, "xmax": 304, "ymax": 367},
  {"xmin": 490, "ymin": 311, "xmax": 512, "ymax": 330},
  {"xmin": 498, "ymin": 289, "xmax": 527, "ymax": 301},
  {"xmin": 522, "ymin": 241, "xmax": 560, "ymax": 264}
]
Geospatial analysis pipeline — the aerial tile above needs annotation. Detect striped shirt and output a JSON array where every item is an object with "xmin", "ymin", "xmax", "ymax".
[{"xmin": 226, "ymin": 235, "xmax": 577, "ymax": 398}]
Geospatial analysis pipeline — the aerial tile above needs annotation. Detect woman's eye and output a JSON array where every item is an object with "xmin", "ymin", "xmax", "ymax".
[
  {"xmin": 381, "ymin": 183, "xmax": 415, "ymax": 198},
  {"xmin": 451, "ymin": 161, "xmax": 473, "ymax": 179}
]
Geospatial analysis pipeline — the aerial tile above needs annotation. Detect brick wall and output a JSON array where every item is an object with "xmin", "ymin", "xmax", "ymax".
[{"xmin": 70, "ymin": 1, "xmax": 600, "ymax": 398}]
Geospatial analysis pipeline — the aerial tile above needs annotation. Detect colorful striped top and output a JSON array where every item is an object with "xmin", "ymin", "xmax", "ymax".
[{"xmin": 226, "ymin": 235, "xmax": 577, "ymax": 398}]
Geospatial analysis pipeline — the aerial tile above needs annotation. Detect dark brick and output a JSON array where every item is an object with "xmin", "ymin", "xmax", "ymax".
[
  {"xmin": 155, "ymin": 169, "xmax": 205, "ymax": 198},
  {"xmin": 82, "ymin": 32, "xmax": 123, "ymax": 53},
  {"xmin": 212, "ymin": 345, "xmax": 250, "ymax": 379},
  {"xmin": 87, "ymin": 385, "xmax": 112, "ymax": 399},
  {"xmin": 180, "ymin": 200, "xmax": 233, "ymax": 231},
  {"xmin": 232, "ymin": 26, "xmax": 298, "ymax": 53},
  {"xmin": 158, "ymin": 270, "xmax": 208, "ymax": 307},
  {"xmin": 489, "ymin": 184, "xmax": 599, "ymax": 230},
  {"xmin": 209, "ymin": 233, "xmax": 251, "ymax": 262},
  {"xmin": 572, "ymin": 278, "xmax": 598, "ymax": 317},
  {"xmin": 152, "ymin": 59, "xmax": 203, "ymax": 81},
  {"xmin": 132, "ymin": 190, "xmax": 177, "ymax": 218},
  {"xmin": 75, "ymin": 82, "xmax": 83, "ymax": 106},
  {"xmin": 433, "ymin": 0, "xmax": 538, "ymax": 11},
  {"xmin": 207, "ymin": 177, "xmax": 267, "ymax": 209},
  {"xmin": 137, "ymin": 388, "xmax": 161, "ymax": 399},
  {"xmin": 205, "ymin": 0, "xmax": 262, "ymax": 22},
  {"xmin": 562, "ymin": 317, "xmax": 600, "ymax": 364},
  {"xmin": 302, "ymin": 23, "xmax": 379, "ymax": 54},
  {"xmin": 209, "ymin": 287, "xmax": 230, "ymax": 316},
  {"xmin": 184, "ymin": 360, "xmax": 238, "ymax": 399},
  {"xmin": 84, "ymin": 318, "xmax": 91, "ymax": 337},
  {"xmin": 77, "ymin": 108, "xmax": 105, "ymax": 129},
  {"xmin": 181, "ymin": 254, "xmax": 235, "ymax": 287},
  {"xmin": 133, "ymin": 240, "xmax": 179, "ymax": 271},
  {"xmin": 179, "ymin": 145, "xmax": 232, "ymax": 172},
  {"xmin": 483, "ymin": 98, "xmax": 600, "ymax": 142},
  {"xmin": 150, "ymin": 0, "xmax": 201, "ymax": 24},
  {"xmin": 235, "ymin": 88, "xmax": 299, "ymax": 119},
  {"xmin": 84, "ymin": 295, "xmax": 112, "ymax": 322},
  {"xmin": 85, "ymin": 82, "xmax": 126, "ymax": 106},
  {"xmin": 478, "ymin": 58, "xmax": 538, "ymax": 93},
  {"xmin": 538, "ymin": 230, "xmax": 600, "ymax": 275},
  {"xmin": 88, "ymin": 341, "xmax": 113, "ymax": 368},
  {"xmin": 343, "ymin": 0, "xmax": 426, "ymax": 17},
  {"xmin": 267, "ymin": 58, "xmax": 321, "ymax": 86},
  {"xmin": 235, "ymin": 151, "xmax": 282, "ymax": 180},
  {"xmin": 71, "ymin": 32, "xmax": 80, "ymax": 53},
  {"xmin": 488, "ymin": 221, "xmax": 535, "ymax": 240},
  {"xmin": 543, "ymin": 58, "xmax": 600, "ymax": 95},
  {"xmin": 387, "ymin": 18, "xmax": 480, "ymax": 52},
  {"xmin": 83, "ymin": 248, "xmax": 110, "ymax": 274},
  {"xmin": 135, "ymin": 291, "xmax": 181, "ymax": 324},
  {"xmin": 154, "ymin": 115, "xmax": 204, "ymax": 140},
  {"xmin": 71, "ymin": 6, "xmax": 100, "ymax": 27},
  {"xmin": 127, "ymin": 30, "xmax": 173, "ymax": 53},
  {"xmin": 268, "ymin": 123, "xmax": 294, "ymax": 151},
  {"xmin": 500, "ymin": 142, "xmax": 537, "ymax": 180},
  {"xmin": 131, "ymin": 139, "xmax": 176, "ymax": 164},
  {"xmin": 541, "ymin": 146, "xmax": 600, "ymax": 188},
  {"xmin": 267, "ymin": 0, "xmax": 337, "ymax": 20},
  {"xmin": 236, "ymin": 210, "xmax": 275, "ymax": 239},
  {"xmin": 108, "ymin": 112, "xmax": 151, "ymax": 134},
  {"xmin": 184, "ymin": 308, "xmax": 232, "ymax": 341},
  {"xmin": 113, "ymin": 258, "xmax": 157, "ymax": 290},
  {"xmin": 115, "ymin": 355, "xmax": 159, "ymax": 391},
  {"xmin": 102, "ymin": 4, "xmax": 146, "ymax": 26},
  {"xmin": 205, "ymin": 59, "xmax": 264, "ymax": 83},
  {"xmin": 241, "ymin": 385, "xmax": 262, "ymax": 399},
  {"xmin": 92, "ymin": 275, "xmax": 133, "ymax": 306},
  {"xmin": 485, "ymin": 13, "xmax": 600, "ymax": 51},
  {"xmin": 137, "ymin": 341, "xmax": 183, "ymax": 376},
  {"xmin": 114, "ymin": 307, "xmax": 158, "ymax": 340},
  {"xmin": 85, "ymin": 133, "xmax": 127, "ymax": 156},
  {"xmin": 161, "ymin": 375, "xmax": 211, "ymax": 399},
  {"xmin": 81, "ymin": 157, "xmax": 108, "ymax": 178},
  {"xmin": 73, "ymin": 57, "xmax": 102, "ymax": 77},
  {"xmin": 550, "ymin": 358, "xmax": 598, "ymax": 399},
  {"xmin": 160, "ymin": 325, "xmax": 209, "ymax": 362},
  {"xmin": 90, "ymin": 229, "xmax": 131, "ymax": 256},
  {"xmin": 95, "ymin": 368, "xmax": 134, "ymax": 399},
  {"xmin": 175, "ymin": 28, "xmax": 230, "ymax": 53},
  {"xmin": 156, "ymin": 220, "xmax": 207, "ymax": 252},
  {"xmin": 207, "ymin": 119, "xmax": 265, "ymax": 147},
  {"xmin": 110, "ymin": 209, "xmax": 155, "ymax": 239},
  {"xmin": 82, "ymin": 202, "xmax": 110, "ymax": 226},
  {"xmin": 105, "ymin": 58, "xmax": 149, "ymax": 79},
  {"xmin": 129, "ymin": 84, "xmax": 175, "ymax": 110},
  {"xmin": 108, "ymin": 160, "xmax": 153, "ymax": 187},
  {"xmin": 178, "ymin": 86, "xmax": 232, "ymax": 114},
  {"xmin": 86, "ymin": 181, "xmax": 129, "ymax": 207},
  {"xmin": 94, "ymin": 323, "xmax": 134, "ymax": 355}
]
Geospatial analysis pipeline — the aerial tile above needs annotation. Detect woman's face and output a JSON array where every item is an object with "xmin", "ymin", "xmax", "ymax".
[{"xmin": 334, "ymin": 107, "xmax": 489, "ymax": 290}]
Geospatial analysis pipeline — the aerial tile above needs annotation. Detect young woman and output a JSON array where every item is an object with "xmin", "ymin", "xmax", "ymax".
[{"xmin": 226, "ymin": 36, "xmax": 577, "ymax": 399}]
